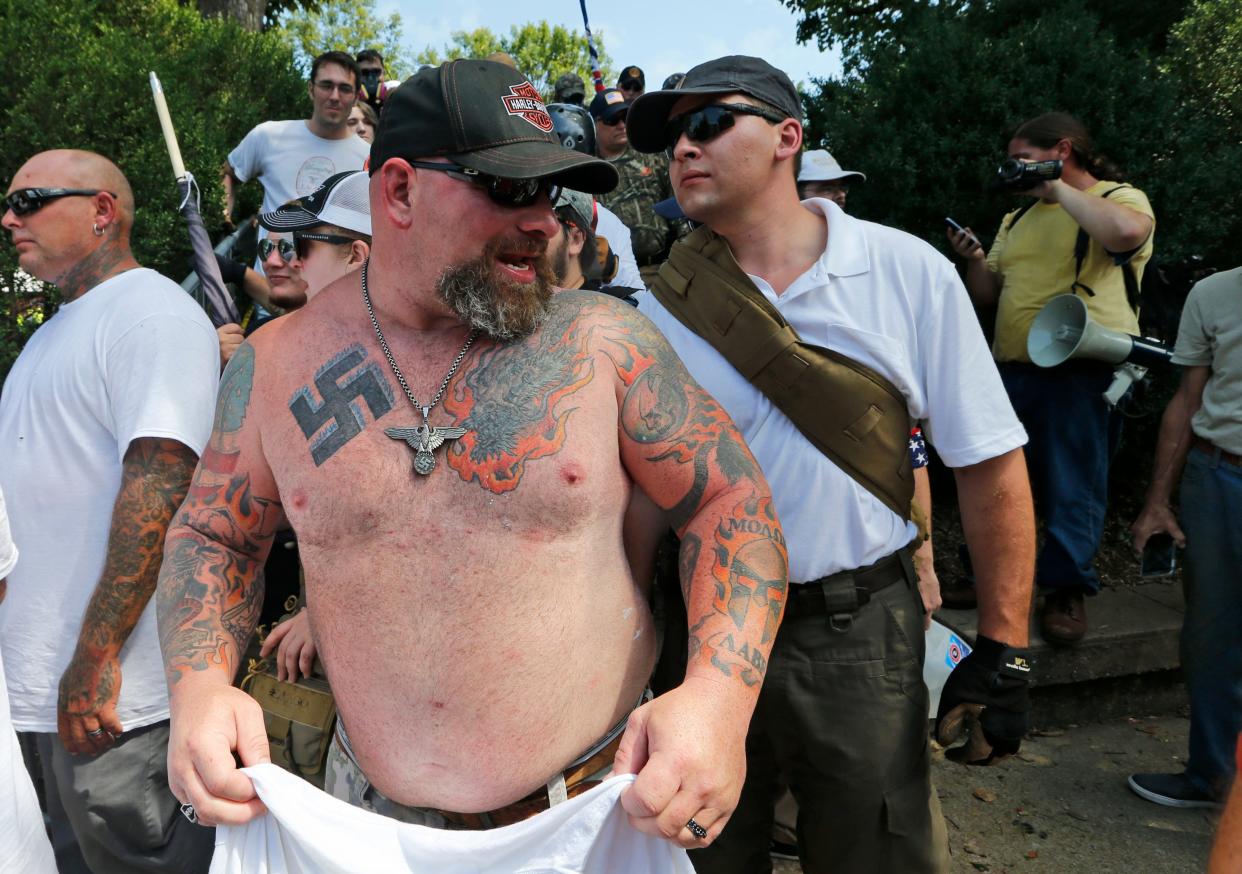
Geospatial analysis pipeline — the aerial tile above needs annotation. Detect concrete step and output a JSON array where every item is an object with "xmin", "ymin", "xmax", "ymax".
[{"xmin": 936, "ymin": 580, "xmax": 1187, "ymax": 725}]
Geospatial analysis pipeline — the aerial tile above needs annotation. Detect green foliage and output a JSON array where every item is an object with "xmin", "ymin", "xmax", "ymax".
[
  {"xmin": 1167, "ymin": 0, "xmax": 1242, "ymax": 133},
  {"xmin": 416, "ymin": 21, "xmax": 614, "ymax": 99},
  {"xmin": 0, "ymin": 0, "xmax": 304, "ymax": 381},
  {"xmin": 801, "ymin": 0, "xmax": 1241, "ymax": 267},
  {"xmin": 278, "ymin": 0, "xmax": 412, "ymax": 78}
]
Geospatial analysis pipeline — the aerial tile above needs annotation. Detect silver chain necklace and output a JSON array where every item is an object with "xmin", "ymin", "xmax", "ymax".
[{"xmin": 362, "ymin": 260, "xmax": 479, "ymax": 476}]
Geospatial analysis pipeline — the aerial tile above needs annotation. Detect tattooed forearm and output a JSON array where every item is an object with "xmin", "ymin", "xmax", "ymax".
[
  {"xmin": 71, "ymin": 438, "xmax": 198, "ymax": 657},
  {"xmin": 157, "ymin": 342, "xmax": 283, "ymax": 685},
  {"xmin": 60, "ymin": 437, "xmax": 198, "ymax": 714},
  {"xmin": 686, "ymin": 495, "xmax": 788, "ymax": 687}
]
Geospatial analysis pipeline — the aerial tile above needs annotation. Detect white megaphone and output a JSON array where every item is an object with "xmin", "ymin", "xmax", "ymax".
[{"xmin": 1028, "ymin": 294, "xmax": 1172, "ymax": 407}]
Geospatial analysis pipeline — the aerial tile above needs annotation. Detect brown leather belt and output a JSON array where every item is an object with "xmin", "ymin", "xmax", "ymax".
[
  {"xmin": 785, "ymin": 547, "xmax": 914, "ymax": 618},
  {"xmin": 436, "ymin": 734, "xmax": 623, "ymax": 829},
  {"xmin": 1193, "ymin": 435, "xmax": 1242, "ymax": 467}
]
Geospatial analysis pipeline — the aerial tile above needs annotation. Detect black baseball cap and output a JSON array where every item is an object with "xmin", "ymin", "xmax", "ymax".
[
  {"xmin": 618, "ymin": 66, "xmax": 645, "ymax": 89},
  {"xmin": 369, "ymin": 59, "xmax": 617, "ymax": 194},
  {"xmin": 626, "ymin": 55, "xmax": 802, "ymax": 154},
  {"xmin": 588, "ymin": 88, "xmax": 630, "ymax": 124}
]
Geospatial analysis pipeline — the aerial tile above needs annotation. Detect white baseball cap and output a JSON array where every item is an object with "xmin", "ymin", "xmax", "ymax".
[
  {"xmin": 259, "ymin": 170, "xmax": 372, "ymax": 236},
  {"xmin": 797, "ymin": 149, "xmax": 866, "ymax": 183}
]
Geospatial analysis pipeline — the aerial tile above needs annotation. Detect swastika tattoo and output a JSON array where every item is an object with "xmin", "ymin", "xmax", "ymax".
[{"xmin": 288, "ymin": 344, "xmax": 395, "ymax": 465}]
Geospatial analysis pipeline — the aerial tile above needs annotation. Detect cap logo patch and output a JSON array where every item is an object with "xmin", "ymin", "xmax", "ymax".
[
  {"xmin": 605, "ymin": 91, "xmax": 625, "ymax": 105},
  {"xmin": 502, "ymin": 81, "xmax": 553, "ymax": 132}
]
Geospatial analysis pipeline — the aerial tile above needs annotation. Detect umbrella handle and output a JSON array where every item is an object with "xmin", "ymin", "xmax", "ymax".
[{"xmin": 149, "ymin": 72, "xmax": 187, "ymax": 181}]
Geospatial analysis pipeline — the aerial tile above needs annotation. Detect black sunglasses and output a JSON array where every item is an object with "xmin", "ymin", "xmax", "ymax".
[
  {"xmin": 598, "ymin": 112, "xmax": 627, "ymax": 127},
  {"xmin": 293, "ymin": 231, "xmax": 358, "ymax": 259},
  {"xmin": 258, "ymin": 238, "xmax": 297, "ymax": 263},
  {"xmin": 4, "ymin": 188, "xmax": 115, "ymax": 216},
  {"xmin": 663, "ymin": 103, "xmax": 788, "ymax": 152},
  {"xmin": 405, "ymin": 161, "xmax": 561, "ymax": 209}
]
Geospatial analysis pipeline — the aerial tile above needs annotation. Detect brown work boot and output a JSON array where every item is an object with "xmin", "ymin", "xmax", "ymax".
[{"xmin": 1040, "ymin": 589, "xmax": 1088, "ymax": 645}]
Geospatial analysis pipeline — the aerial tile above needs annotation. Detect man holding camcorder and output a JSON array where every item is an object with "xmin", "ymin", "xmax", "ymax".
[{"xmin": 948, "ymin": 112, "xmax": 1155, "ymax": 645}]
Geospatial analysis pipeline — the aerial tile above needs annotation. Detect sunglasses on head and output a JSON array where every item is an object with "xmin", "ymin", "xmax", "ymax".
[
  {"xmin": 4, "ymin": 188, "xmax": 115, "ymax": 216},
  {"xmin": 293, "ymin": 231, "xmax": 358, "ymax": 260},
  {"xmin": 258, "ymin": 238, "xmax": 297, "ymax": 263},
  {"xmin": 405, "ymin": 161, "xmax": 561, "ymax": 209},
  {"xmin": 663, "ymin": 103, "xmax": 788, "ymax": 152}
]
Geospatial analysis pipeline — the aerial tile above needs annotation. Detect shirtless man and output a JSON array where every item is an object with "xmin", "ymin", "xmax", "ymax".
[{"xmin": 156, "ymin": 59, "xmax": 788, "ymax": 847}]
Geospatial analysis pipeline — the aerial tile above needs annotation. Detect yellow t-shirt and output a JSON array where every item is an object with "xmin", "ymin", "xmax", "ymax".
[{"xmin": 988, "ymin": 180, "xmax": 1155, "ymax": 363}]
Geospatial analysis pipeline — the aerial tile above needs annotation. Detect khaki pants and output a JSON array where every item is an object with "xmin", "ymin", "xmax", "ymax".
[{"xmin": 689, "ymin": 570, "xmax": 950, "ymax": 874}]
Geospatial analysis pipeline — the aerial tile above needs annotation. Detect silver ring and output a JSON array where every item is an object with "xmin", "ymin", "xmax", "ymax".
[
  {"xmin": 180, "ymin": 802, "xmax": 199, "ymax": 824},
  {"xmin": 87, "ymin": 728, "xmax": 106, "ymax": 737},
  {"xmin": 686, "ymin": 818, "xmax": 707, "ymax": 840}
]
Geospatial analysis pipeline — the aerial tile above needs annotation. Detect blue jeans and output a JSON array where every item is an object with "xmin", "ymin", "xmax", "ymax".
[
  {"xmin": 999, "ymin": 362, "xmax": 1113, "ymax": 594},
  {"xmin": 1179, "ymin": 447, "xmax": 1242, "ymax": 798}
]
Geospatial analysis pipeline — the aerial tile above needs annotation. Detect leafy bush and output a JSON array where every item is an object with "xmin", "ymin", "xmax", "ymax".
[{"xmin": 0, "ymin": 0, "xmax": 305, "ymax": 380}]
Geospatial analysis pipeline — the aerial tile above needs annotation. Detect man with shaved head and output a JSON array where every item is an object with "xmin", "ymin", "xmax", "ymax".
[{"xmin": 0, "ymin": 150, "xmax": 219, "ymax": 873}]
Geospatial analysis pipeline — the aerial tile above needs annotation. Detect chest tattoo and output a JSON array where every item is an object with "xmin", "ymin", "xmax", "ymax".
[
  {"xmin": 443, "ymin": 312, "xmax": 595, "ymax": 493},
  {"xmin": 288, "ymin": 344, "xmax": 395, "ymax": 465}
]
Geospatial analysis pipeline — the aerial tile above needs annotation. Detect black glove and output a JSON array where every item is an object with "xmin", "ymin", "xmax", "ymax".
[
  {"xmin": 214, "ymin": 252, "xmax": 247, "ymax": 287},
  {"xmin": 935, "ymin": 634, "xmax": 1031, "ymax": 764}
]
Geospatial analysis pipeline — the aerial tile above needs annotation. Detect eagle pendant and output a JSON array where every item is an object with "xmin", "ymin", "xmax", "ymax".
[{"xmin": 385, "ymin": 423, "xmax": 468, "ymax": 476}]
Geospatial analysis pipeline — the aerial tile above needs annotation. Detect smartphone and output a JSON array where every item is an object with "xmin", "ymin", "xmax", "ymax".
[
  {"xmin": 945, "ymin": 217, "xmax": 981, "ymax": 249},
  {"xmin": 1140, "ymin": 533, "xmax": 1178, "ymax": 578}
]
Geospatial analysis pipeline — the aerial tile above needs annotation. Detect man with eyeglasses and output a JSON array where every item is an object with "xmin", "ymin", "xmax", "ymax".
[
  {"xmin": 590, "ymin": 87, "xmax": 682, "ymax": 284},
  {"xmin": 157, "ymin": 59, "xmax": 786, "ymax": 865},
  {"xmin": 626, "ymin": 56, "xmax": 1037, "ymax": 873},
  {"xmin": 222, "ymin": 51, "xmax": 370, "ymax": 232},
  {"xmin": 0, "ymin": 150, "xmax": 219, "ymax": 873}
]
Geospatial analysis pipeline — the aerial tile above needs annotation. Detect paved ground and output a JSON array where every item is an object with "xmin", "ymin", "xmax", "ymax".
[{"xmin": 772, "ymin": 715, "xmax": 1215, "ymax": 873}]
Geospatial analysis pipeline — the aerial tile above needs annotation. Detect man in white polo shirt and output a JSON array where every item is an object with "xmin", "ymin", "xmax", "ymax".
[{"xmin": 627, "ymin": 56, "xmax": 1037, "ymax": 873}]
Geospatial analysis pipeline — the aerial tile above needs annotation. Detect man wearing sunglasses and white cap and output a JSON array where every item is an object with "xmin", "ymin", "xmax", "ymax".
[
  {"xmin": 796, "ymin": 149, "xmax": 865, "ymax": 209},
  {"xmin": 626, "ymin": 56, "xmax": 1037, "ymax": 872},
  {"xmin": 157, "ymin": 58, "xmax": 786, "ymax": 863}
]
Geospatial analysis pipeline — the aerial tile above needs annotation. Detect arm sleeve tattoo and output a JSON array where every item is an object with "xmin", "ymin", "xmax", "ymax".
[
  {"xmin": 156, "ymin": 343, "xmax": 284, "ymax": 686},
  {"xmin": 602, "ymin": 295, "xmax": 790, "ymax": 691},
  {"xmin": 60, "ymin": 436, "xmax": 199, "ymax": 711}
]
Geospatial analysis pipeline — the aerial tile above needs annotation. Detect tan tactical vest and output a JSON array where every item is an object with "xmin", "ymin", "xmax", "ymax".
[{"xmin": 648, "ymin": 226, "xmax": 922, "ymax": 531}]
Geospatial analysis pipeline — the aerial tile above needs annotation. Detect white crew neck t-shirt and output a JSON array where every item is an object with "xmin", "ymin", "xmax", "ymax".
[
  {"xmin": 228, "ymin": 119, "xmax": 371, "ymax": 215},
  {"xmin": 211, "ymin": 765, "xmax": 693, "ymax": 874},
  {"xmin": 0, "ymin": 268, "xmax": 219, "ymax": 732},
  {"xmin": 0, "ymin": 487, "xmax": 56, "ymax": 873},
  {"xmin": 638, "ymin": 199, "xmax": 1027, "ymax": 582}
]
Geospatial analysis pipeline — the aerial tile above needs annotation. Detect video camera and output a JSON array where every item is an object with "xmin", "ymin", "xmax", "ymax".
[{"xmin": 994, "ymin": 158, "xmax": 1062, "ymax": 192}]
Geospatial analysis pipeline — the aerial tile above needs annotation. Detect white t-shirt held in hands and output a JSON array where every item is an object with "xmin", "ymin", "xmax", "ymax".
[{"xmin": 211, "ymin": 766, "xmax": 693, "ymax": 874}]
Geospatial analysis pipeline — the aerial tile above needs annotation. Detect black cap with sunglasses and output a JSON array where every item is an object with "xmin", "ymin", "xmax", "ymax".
[
  {"xmin": 369, "ymin": 59, "xmax": 617, "ymax": 198},
  {"xmin": 625, "ymin": 55, "xmax": 802, "ymax": 154},
  {"xmin": 588, "ymin": 89, "xmax": 630, "ymax": 126}
]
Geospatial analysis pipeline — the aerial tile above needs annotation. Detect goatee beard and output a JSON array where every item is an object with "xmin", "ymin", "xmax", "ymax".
[{"xmin": 437, "ymin": 239, "xmax": 555, "ymax": 341}]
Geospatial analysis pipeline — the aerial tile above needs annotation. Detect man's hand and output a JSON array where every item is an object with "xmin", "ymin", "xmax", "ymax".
[
  {"xmin": 614, "ymin": 678, "xmax": 748, "ymax": 849},
  {"xmin": 916, "ymin": 559, "xmax": 942, "ymax": 631},
  {"xmin": 218, "ymin": 324, "xmax": 245, "ymax": 367},
  {"xmin": 259, "ymin": 610, "xmax": 316, "ymax": 682},
  {"xmin": 946, "ymin": 226, "xmax": 984, "ymax": 261},
  {"xmin": 57, "ymin": 651, "xmax": 124, "ymax": 756},
  {"xmin": 167, "ymin": 684, "xmax": 270, "ymax": 826},
  {"xmin": 935, "ymin": 634, "xmax": 1031, "ymax": 765},
  {"xmin": 1131, "ymin": 503, "xmax": 1186, "ymax": 554}
]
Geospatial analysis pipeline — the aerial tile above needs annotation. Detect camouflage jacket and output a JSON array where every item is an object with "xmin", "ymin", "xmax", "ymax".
[{"xmin": 597, "ymin": 147, "xmax": 683, "ymax": 265}]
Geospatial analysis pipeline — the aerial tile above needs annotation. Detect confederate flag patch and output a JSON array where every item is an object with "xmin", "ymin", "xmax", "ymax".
[{"xmin": 502, "ymin": 82, "xmax": 554, "ymax": 132}]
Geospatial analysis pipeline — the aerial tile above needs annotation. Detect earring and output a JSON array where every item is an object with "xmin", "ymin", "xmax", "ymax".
[{"xmin": 92, "ymin": 223, "xmax": 104, "ymax": 237}]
